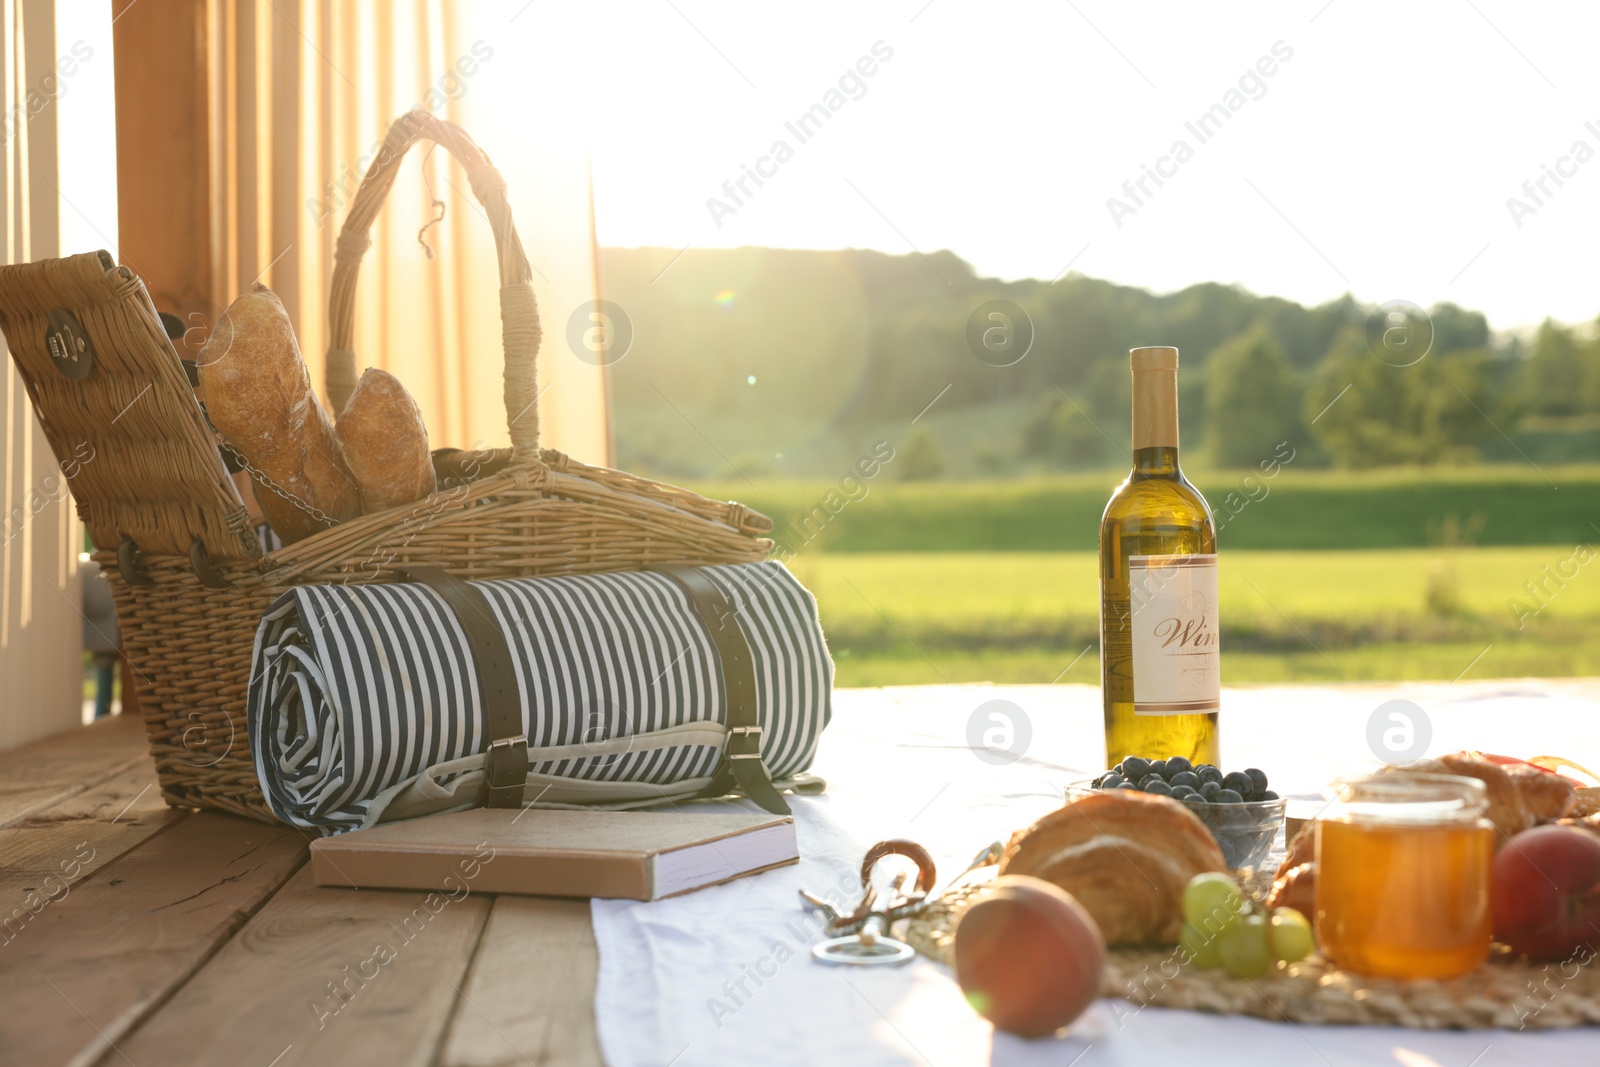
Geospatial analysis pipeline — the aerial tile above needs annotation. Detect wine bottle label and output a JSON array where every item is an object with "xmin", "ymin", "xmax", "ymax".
[{"xmin": 1128, "ymin": 554, "xmax": 1220, "ymax": 715}]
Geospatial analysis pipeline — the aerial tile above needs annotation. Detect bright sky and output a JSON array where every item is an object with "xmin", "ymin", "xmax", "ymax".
[{"xmin": 584, "ymin": 0, "xmax": 1600, "ymax": 332}]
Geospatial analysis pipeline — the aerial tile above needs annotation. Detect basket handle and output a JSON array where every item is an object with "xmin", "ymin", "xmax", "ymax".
[{"xmin": 326, "ymin": 110, "xmax": 541, "ymax": 463}]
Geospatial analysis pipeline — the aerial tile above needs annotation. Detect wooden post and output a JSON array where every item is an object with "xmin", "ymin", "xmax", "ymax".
[
  {"xmin": 111, "ymin": 0, "xmax": 218, "ymax": 357},
  {"xmin": 110, "ymin": 0, "xmax": 220, "ymax": 715},
  {"xmin": 0, "ymin": 0, "xmax": 88, "ymax": 753}
]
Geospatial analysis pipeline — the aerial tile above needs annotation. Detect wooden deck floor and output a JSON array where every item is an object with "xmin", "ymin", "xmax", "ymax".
[{"xmin": 0, "ymin": 713, "xmax": 603, "ymax": 1067}]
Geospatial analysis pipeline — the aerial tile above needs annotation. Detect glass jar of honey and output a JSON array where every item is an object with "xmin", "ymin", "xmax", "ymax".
[{"xmin": 1314, "ymin": 773, "xmax": 1494, "ymax": 980}]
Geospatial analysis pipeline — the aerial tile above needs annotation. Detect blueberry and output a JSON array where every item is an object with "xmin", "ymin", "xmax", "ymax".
[
  {"xmin": 1145, "ymin": 779, "xmax": 1173, "ymax": 796},
  {"xmin": 1219, "ymin": 806, "xmax": 1257, "ymax": 830},
  {"xmin": 1121, "ymin": 756, "xmax": 1151, "ymax": 780},
  {"xmin": 1197, "ymin": 765, "xmax": 1223, "ymax": 786},
  {"xmin": 1169, "ymin": 770, "xmax": 1200, "ymax": 790},
  {"xmin": 1140, "ymin": 773, "xmax": 1165, "ymax": 791},
  {"xmin": 1221, "ymin": 829, "xmax": 1253, "ymax": 856},
  {"xmin": 1166, "ymin": 756, "xmax": 1192, "ymax": 775},
  {"xmin": 1117, "ymin": 781, "xmax": 1141, "ymax": 790},
  {"xmin": 1200, "ymin": 780, "xmax": 1222, "ymax": 800},
  {"xmin": 1222, "ymin": 771, "xmax": 1253, "ymax": 797},
  {"xmin": 1169, "ymin": 785, "xmax": 1197, "ymax": 800},
  {"xmin": 1149, "ymin": 759, "xmax": 1170, "ymax": 778},
  {"xmin": 1100, "ymin": 774, "xmax": 1125, "ymax": 790},
  {"xmin": 1260, "ymin": 789, "xmax": 1279, "ymax": 801},
  {"xmin": 1245, "ymin": 768, "xmax": 1268, "ymax": 795},
  {"xmin": 1214, "ymin": 787, "xmax": 1245, "ymax": 804},
  {"xmin": 1182, "ymin": 794, "xmax": 1208, "ymax": 816}
]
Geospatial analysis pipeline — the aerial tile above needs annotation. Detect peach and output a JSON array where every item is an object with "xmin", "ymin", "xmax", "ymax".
[
  {"xmin": 952, "ymin": 875, "xmax": 1106, "ymax": 1037},
  {"xmin": 1493, "ymin": 825, "xmax": 1600, "ymax": 960}
]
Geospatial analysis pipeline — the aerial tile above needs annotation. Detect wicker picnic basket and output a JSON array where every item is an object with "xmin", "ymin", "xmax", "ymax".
[{"xmin": 0, "ymin": 111, "xmax": 773, "ymax": 822}]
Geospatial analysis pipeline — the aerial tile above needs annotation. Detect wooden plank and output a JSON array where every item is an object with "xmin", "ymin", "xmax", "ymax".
[
  {"xmin": 112, "ymin": 865, "xmax": 493, "ymax": 1067},
  {"xmin": 0, "ymin": 712, "xmax": 148, "ymax": 828},
  {"xmin": 0, "ymin": 812, "xmax": 305, "ymax": 1066},
  {"xmin": 111, "ymin": 0, "xmax": 218, "ymax": 345},
  {"xmin": 438, "ymin": 897, "xmax": 603, "ymax": 1067},
  {"xmin": 0, "ymin": 761, "xmax": 182, "ymax": 948}
]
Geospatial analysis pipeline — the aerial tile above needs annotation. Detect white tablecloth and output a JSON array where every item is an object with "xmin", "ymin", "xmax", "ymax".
[{"xmin": 593, "ymin": 681, "xmax": 1600, "ymax": 1066}]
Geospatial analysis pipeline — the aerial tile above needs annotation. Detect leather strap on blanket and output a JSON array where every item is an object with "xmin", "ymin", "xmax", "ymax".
[
  {"xmin": 398, "ymin": 566, "xmax": 528, "ymax": 808},
  {"xmin": 655, "ymin": 566, "xmax": 791, "ymax": 815},
  {"xmin": 401, "ymin": 565, "xmax": 790, "ymax": 815}
]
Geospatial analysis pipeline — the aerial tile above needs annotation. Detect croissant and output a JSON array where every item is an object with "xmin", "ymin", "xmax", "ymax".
[
  {"xmin": 998, "ymin": 791, "xmax": 1227, "ymax": 946},
  {"xmin": 1380, "ymin": 751, "xmax": 1576, "ymax": 843},
  {"xmin": 1557, "ymin": 812, "xmax": 1600, "ymax": 836},
  {"xmin": 1266, "ymin": 862, "xmax": 1315, "ymax": 916},
  {"xmin": 1277, "ymin": 820, "xmax": 1313, "ymax": 878},
  {"xmin": 1498, "ymin": 761, "xmax": 1578, "ymax": 824},
  {"xmin": 1571, "ymin": 789, "xmax": 1600, "ymax": 819}
]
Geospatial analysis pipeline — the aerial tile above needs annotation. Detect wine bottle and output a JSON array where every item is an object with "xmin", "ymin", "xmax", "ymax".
[{"xmin": 1099, "ymin": 346, "xmax": 1220, "ymax": 767}]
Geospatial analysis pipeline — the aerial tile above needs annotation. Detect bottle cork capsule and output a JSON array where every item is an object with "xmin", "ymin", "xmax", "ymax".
[
  {"xmin": 1130, "ymin": 346, "xmax": 1180, "ymax": 449},
  {"xmin": 1130, "ymin": 346, "xmax": 1179, "ymax": 371}
]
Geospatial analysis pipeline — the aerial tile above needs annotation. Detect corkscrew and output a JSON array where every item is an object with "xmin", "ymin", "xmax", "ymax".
[{"xmin": 800, "ymin": 839, "xmax": 1004, "ymax": 966}]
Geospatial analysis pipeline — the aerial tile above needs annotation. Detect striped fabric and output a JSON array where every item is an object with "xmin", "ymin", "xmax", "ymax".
[{"xmin": 247, "ymin": 561, "xmax": 832, "ymax": 832}]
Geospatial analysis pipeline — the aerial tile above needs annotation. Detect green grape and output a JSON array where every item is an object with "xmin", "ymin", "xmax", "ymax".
[
  {"xmin": 1182, "ymin": 872, "xmax": 1244, "ymax": 932},
  {"xmin": 1218, "ymin": 914, "xmax": 1272, "ymax": 978},
  {"xmin": 1269, "ymin": 907, "xmax": 1314, "ymax": 963},
  {"xmin": 1179, "ymin": 921, "xmax": 1222, "ymax": 969}
]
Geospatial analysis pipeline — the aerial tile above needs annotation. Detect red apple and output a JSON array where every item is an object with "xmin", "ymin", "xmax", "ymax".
[
  {"xmin": 953, "ymin": 875, "xmax": 1106, "ymax": 1037},
  {"xmin": 1493, "ymin": 825, "xmax": 1600, "ymax": 960}
]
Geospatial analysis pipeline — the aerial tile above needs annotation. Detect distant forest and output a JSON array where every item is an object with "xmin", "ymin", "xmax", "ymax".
[{"xmin": 597, "ymin": 246, "xmax": 1600, "ymax": 481}]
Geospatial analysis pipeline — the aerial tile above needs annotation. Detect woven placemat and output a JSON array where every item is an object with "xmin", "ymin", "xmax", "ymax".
[{"xmin": 901, "ymin": 877, "xmax": 1600, "ymax": 1030}]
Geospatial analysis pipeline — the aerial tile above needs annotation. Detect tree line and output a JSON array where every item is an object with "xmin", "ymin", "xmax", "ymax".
[{"xmin": 600, "ymin": 246, "xmax": 1596, "ymax": 478}]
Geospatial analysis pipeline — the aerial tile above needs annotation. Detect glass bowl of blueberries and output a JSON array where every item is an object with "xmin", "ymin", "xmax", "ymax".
[{"xmin": 1068, "ymin": 756, "xmax": 1286, "ymax": 870}]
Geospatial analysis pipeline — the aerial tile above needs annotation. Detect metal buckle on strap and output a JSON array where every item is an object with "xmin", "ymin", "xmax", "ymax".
[
  {"xmin": 728, "ymin": 724, "xmax": 763, "ymax": 760},
  {"xmin": 485, "ymin": 734, "xmax": 528, "ymax": 789}
]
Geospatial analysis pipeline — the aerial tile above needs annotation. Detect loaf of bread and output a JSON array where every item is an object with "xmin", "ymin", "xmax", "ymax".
[
  {"xmin": 336, "ymin": 368, "xmax": 435, "ymax": 513},
  {"xmin": 198, "ymin": 284, "xmax": 360, "ymax": 544},
  {"xmin": 998, "ymin": 791, "xmax": 1227, "ymax": 945}
]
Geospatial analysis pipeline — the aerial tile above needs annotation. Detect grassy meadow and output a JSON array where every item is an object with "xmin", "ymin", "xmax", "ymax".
[
  {"xmin": 691, "ymin": 466, "xmax": 1600, "ymax": 554},
  {"xmin": 788, "ymin": 549, "xmax": 1600, "ymax": 688},
  {"xmin": 683, "ymin": 467, "xmax": 1600, "ymax": 687}
]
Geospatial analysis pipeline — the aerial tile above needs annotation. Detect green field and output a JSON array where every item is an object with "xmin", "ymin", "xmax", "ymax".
[
  {"xmin": 688, "ymin": 465, "xmax": 1600, "ymax": 553},
  {"xmin": 792, "ymin": 548, "xmax": 1600, "ymax": 688}
]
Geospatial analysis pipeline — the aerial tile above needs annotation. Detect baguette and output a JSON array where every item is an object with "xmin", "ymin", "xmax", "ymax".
[
  {"xmin": 197, "ymin": 284, "xmax": 360, "ymax": 544},
  {"xmin": 337, "ymin": 368, "xmax": 436, "ymax": 513}
]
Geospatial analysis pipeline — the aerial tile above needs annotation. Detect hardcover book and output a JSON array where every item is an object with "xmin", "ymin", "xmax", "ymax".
[{"xmin": 310, "ymin": 807, "xmax": 798, "ymax": 900}]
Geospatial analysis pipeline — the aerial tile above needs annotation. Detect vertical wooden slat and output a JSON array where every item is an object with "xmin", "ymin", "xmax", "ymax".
[
  {"xmin": 21, "ymin": 0, "xmax": 56, "ymax": 260},
  {"xmin": 268, "ymin": 1, "xmax": 301, "ymax": 318},
  {"xmin": 0, "ymin": 0, "xmax": 85, "ymax": 754},
  {"xmin": 230, "ymin": 0, "xmax": 258, "ymax": 299},
  {"xmin": 110, "ymin": 0, "xmax": 216, "ymax": 348}
]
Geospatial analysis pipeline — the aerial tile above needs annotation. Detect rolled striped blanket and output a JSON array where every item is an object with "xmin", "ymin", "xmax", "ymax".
[{"xmin": 247, "ymin": 561, "xmax": 832, "ymax": 832}]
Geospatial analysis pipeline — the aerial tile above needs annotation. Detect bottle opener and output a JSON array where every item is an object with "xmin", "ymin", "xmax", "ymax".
[{"xmin": 801, "ymin": 839, "xmax": 936, "ymax": 966}]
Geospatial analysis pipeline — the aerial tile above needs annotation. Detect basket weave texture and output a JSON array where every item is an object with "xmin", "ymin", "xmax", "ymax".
[
  {"xmin": 0, "ymin": 112, "xmax": 772, "ymax": 822},
  {"xmin": 904, "ymin": 875, "xmax": 1600, "ymax": 1030}
]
